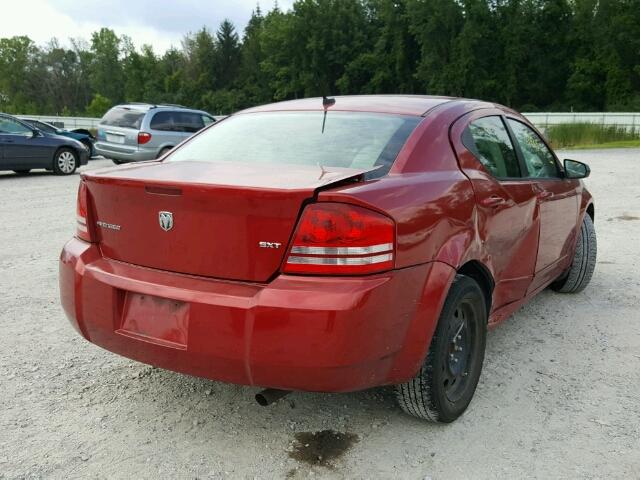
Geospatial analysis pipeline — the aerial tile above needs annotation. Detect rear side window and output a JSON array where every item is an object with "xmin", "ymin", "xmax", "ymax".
[
  {"xmin": 101, "ymin": 108, "xmax": 145, "ymax": 129},
  {"xmin": 150, "ymin": 111, "xmax": 205, "ymax": 133},
  {"xmin": 507, "ymin": 119, "xmax": 559, "ymax": 178},
  {"xmin": 29, "ymin": 120, "xmax": 56, "ymax": 133},
  {"xmin": 166, "ymin": 111, "xmax": 421, "ymax": 177},
  {"xmin": 0, "ymin": 117, "xmax": 31, "ymax": 135},
  {"xmin": 463, "ymin": 116, "xmax": 521, "ymax": 179}
]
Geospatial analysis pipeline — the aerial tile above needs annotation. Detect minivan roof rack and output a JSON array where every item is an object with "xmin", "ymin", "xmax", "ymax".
[
  {"xmin": 153, "ymin": 103, "xmax": 189, "ymax": 109},
  {"xmin": 119, "ymin": 102, "xmax": 191, "ymax": 110},
  {"xmin": 123, "ymin": 102, "xmax": 154, "ymax": 107}
]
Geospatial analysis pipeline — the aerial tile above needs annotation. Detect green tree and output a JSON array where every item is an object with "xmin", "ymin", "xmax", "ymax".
[
  {"xmin": 239, "ymin": 6, "xmax": 271, "ymax": 105},
  {"xmin": 42, "ymin": 40, "xmax": 82, "ymax": 113},
  {"xmin": 86, "ymin": 93, "xmax": 112, "ymax": 117},
  {"xmin": 182, "ymin": 27, "xmax": 217, "ymax": 107},
  {"xmin": 215, "ymin": 19, "xmax": 241, "ymax": 89},
  {"xmin": 3, "ymin": 0, "xmax": 640, "ymax": 115},
  {"xmin": 351, "ymin": 0, "xmax": 420, "ymax": 94},
  {"xmin": 89, "ymin": 28, "xmax": 123, "ymax": 104},
  {"xmin": 0, "ymin": 36, "xmax": 41, "ymax": 112},
  {"xmin": 408, "ymin": 0, "xmax": 463, "ymax": 95},
  {"xmin": 448, "ymin": 0, "xmax": 500, "ymax": 99}
]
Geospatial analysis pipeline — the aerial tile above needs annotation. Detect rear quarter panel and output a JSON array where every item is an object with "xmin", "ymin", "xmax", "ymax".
[{"xmin": 320, "ymin": 102, "xmax": 488, "ymax": 269}]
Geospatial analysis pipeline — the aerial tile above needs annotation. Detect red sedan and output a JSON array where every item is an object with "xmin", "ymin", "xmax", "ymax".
[{"xmin": 59, "ymin": 96, "xmax": 596, "ymax": 423}]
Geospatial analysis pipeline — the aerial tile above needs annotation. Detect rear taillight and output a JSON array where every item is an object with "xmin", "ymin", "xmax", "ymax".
[
  {"xmin": 76, "ymin": 181, "xmax": 94, "ymax": 242},
  {"xmin": 137, "ymin": 132, "xmax": 152, "ymax": 144},
  {"xmin": 283, "ymin": 203, "xmax": 395, "ymax": 275}
]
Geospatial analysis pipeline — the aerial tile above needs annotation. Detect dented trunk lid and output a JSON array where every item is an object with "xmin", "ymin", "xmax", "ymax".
[{"xmin": 83, "ymin": 160, "xmax": 371, "ymax": 282}]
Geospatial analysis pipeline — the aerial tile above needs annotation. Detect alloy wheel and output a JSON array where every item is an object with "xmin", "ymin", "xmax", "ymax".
[{"xmin": 57, "ymin": 151, "xmax": 76, "ymax": 174}]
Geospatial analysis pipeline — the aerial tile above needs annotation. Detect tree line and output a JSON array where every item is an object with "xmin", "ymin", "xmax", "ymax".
[{"xmin": 0, "ymin": 0, "xmax": 639, "ymax": 117}]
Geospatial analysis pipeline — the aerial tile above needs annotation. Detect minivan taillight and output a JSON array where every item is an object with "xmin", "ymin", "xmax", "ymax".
[
  {"xmin": 76, "ymin": 181, "xmax": 94, "ymax": 242},
  {"xmin": 137, "ymin": 132, "xmax": 152, "ymax": 144},
  {"xmin": 283, "ymin": 203, "xmax": 395, "ymax": 275}
]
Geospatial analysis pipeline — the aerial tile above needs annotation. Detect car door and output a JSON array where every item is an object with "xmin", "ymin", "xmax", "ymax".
[
  {"xmin": 451, "ymin": 112, "xmax": 539, "ymax": 311},
  {"xmin": 505, "ymin": 118, "xmax": 580, "ymax": 292},
  {"xmin": 0, "ymin": 116, "xmax": 50, "ymax": 169}
]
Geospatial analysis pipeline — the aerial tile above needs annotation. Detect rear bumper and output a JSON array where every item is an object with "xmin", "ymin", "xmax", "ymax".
[
  {"xmin": 59, "ymin": 238, "xmax": 454, "ymax": 392},
  {"xmin": 95, "ymin": 142, "xmax": 154, "ymax": 162}
]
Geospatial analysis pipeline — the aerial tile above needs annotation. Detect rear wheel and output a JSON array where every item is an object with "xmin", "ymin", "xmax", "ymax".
[
  {"xmin": 396, "ymin": 275, "xmax": 487, "ymax": 423},
  {"xmin": 13, "ymin": 169, "xmax": 30, "ymax": 175},
  {"xmin": 551, "ymin": 214, "xmax": 597, "ymax": 293},
  {"xmin": 158, "ymin": 147, "xmax": 172, "ymax": 158},
  {"xmin": 52, "ymin": 148, "xmax": 78, "ymax": 175}
]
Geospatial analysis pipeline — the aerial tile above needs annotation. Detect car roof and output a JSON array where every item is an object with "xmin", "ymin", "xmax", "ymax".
[
  {"xmin": 112, "ymin": 104, "xmax": 209, "ymax": 115},
  {"xmin": 238, "ymin": 95, "xmax": 486, "ymax": 116},
  {"xmin": 0, "ymin": 113, "xmax": 38, "ymax": 126},
  {"xmin": 21, "ymin": 118, "xmax": 50, "ymax": 125}
]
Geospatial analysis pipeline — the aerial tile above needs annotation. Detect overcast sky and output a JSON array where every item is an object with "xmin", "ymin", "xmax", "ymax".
[{"xmin": 1, "ymin": 1, "xmax": 294, "ymax": 53}]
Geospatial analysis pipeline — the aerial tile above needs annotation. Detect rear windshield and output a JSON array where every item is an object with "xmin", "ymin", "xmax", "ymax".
[
  {"xmin": 100, "ymin": 107, "xmax": 146, "ymax": 129},
  {"xmin": 166, "ymin": 111, "xmax": 421, "ymax": 177}
]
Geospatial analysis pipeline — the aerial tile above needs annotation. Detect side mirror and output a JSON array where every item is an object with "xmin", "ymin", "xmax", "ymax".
[
  {"xmin": 564, "ymin": 159, "xmax": 590, "ymax": 179},
  {"xmin": 31, "ymin": 129, "xmax": 41, "ymax": 138}
]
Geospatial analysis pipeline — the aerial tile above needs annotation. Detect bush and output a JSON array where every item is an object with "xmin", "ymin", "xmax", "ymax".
[
  {"xmin": 86, "ymin": 94, "xmax": 112, "ymax": 118},
  {"xmin": 546, "ymin": 122, "xmax": 640, "ymax": 148}
]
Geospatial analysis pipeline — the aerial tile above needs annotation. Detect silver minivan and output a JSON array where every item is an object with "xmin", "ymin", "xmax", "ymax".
[{"xmin": 95, "ymin": 104, "xmax": 216, "ymax": 164}]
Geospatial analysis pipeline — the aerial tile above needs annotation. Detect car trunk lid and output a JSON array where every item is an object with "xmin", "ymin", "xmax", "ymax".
[{"xmin": 83, "ymin": 160, "xmax": 372, "ymax": 282}]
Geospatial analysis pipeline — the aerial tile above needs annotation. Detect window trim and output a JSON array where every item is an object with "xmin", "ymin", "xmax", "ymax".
[
  {"xmin": 504, "ymin": 116, "xmax": 564, "ymax": 181},
  {"xmin": 462, "ymin": 115, "xmax": 524, "ymax": 182}
]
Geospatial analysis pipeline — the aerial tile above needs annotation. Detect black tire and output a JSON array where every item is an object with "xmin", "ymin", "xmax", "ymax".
[
  {"xmin": 551, "ymin": 214, "xmax": 597, "ymax": 293},
  {"xmin": 13, "ymin": 169, "xmax": 30, "ymax": 175},
  {"xmin": 80, "ymin": 139, "xmax": 93, "ymax": 156},
  {"xmin": 396, "ymin": 275, "xmax": 487, "ymax": 423},
  {"xmin": 112, "ymin": 159, "xmax": 127, "ymax": 165},
  {"xmin": 52, "ymin": 148, "xmax": 79, "ymax": 175},
  {"xmin": 158, "ymin": 147, "xmax": 172, "ymax": 158}
]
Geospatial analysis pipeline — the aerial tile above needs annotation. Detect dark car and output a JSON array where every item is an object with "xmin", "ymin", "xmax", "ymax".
[
  {"xmin": 0, "ymin": 113, "xmax": 89, "ymax": 175},
  {"xmin": 21, "ymin": 118, "xmax": 96, "ymax": 157},
  {"xmin": 60, "ymin": 95, "xmax": 596, "ymax": 423}
]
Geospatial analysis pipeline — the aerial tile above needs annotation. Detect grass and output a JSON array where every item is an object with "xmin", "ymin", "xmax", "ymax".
[
  {"xmin": 545, "ymin": 122, "xmax": 640, "ymax": 149},
  {"xmin": 564, "ymin": 139, "xmax": 640, "ymax": 150}
]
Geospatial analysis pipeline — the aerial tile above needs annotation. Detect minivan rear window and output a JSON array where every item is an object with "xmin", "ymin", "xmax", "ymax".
[
  {"xmin": 100, "ymin": 108, "xmax": 145, "ymax": 129},
  {"xmin": 166, "ymin": 111, "xmax": 421, "ymax": 177}
]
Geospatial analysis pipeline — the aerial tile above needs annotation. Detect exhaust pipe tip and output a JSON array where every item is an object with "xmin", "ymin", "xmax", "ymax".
[{"xmin": 255, "ymin": 388, "xmax": 291, "ymax": 406}]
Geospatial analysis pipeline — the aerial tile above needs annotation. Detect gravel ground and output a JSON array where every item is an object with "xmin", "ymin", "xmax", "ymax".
[{"xmin": 1, "ymin": 150, "xmax": 639, "ymax": 480}]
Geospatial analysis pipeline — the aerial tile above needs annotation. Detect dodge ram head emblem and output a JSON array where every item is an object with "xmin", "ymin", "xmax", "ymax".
[{"xmin": 158, "ymin": 211, "xmax": 174, "ymax": 231}]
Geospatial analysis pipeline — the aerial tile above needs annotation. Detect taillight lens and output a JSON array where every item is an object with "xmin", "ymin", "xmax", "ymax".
[
  {"xmin": 283, "ymin": 203, "xmax": 395, "ymax": 275},
  {"xmin": 137, "ymin": 132, "xmax": 152, "ymax": 144},
  {"xmin": 76, "ymin": 181, "xmax": 94, "ymax": 242}
]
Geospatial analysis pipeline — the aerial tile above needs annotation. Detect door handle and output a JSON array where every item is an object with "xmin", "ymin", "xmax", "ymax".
[
  {"xmin": 480, "ymin": 196, "xmax": 506, "ymax": 207},
  {"xmin": 537, "ymin": 190, "xmax": 554, "ymax": 200}
]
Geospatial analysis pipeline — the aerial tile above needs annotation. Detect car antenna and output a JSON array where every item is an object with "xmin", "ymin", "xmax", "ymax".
[{"xmin": 321, "ymin": 95, "xmax": 335, "ymax": 134}]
